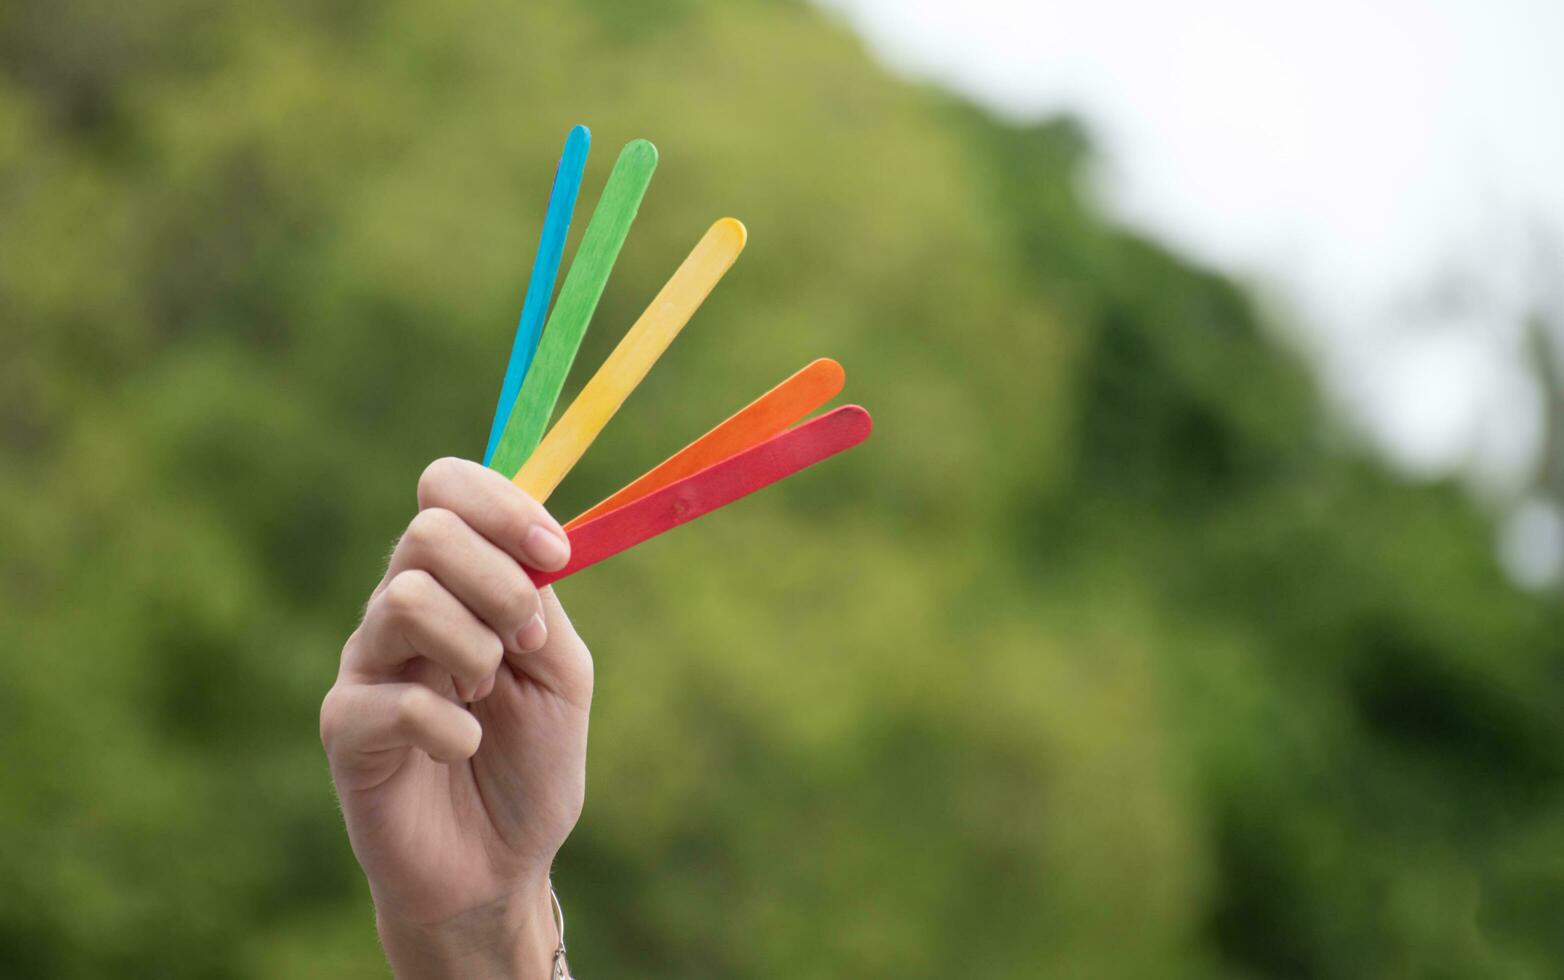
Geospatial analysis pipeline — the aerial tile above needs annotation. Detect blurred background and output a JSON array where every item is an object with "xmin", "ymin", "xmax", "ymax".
[{"xmin": 2, "ymin": 0, "xmax": 1562, "ymax": 976}]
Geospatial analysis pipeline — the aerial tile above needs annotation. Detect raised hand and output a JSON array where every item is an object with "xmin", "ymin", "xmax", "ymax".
[{"xmin": 321, "ymin": 458, "xmax": 592, "ymax": 979}]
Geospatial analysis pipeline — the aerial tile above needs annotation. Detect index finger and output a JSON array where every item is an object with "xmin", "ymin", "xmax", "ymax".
[{"xmin": 415, "ymin": 457, "xmax": 570, "ymax": 572}]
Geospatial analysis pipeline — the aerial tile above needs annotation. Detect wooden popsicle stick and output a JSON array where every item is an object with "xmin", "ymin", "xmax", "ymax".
[
  {"xmin": 566, "ymin": 358, "xmax": 845, "ymax": 529},
  {"xmin": 532, "ymin": 405, "xmax": 872, "ymax": 587},
  {"xmin": 513, "ymin": 218, "xmax": 748, "ymax": 501},
  {"xmin": 490, "ymin": 139, "xmax": 659, "ymax": 477},
  {"xmin": 482, "ymin": 125, "xmax": 591, "ymax": 467}
]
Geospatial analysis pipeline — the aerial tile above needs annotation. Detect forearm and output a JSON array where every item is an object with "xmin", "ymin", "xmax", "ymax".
[{"xmin": 377, "ymin": 877, "xmax": 558, "ymax": 980}]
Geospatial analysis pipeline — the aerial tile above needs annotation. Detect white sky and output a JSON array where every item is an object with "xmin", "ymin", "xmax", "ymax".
[{"xmin": 816, "ymin": 0, "xmax": 1564, "ymax": 499}]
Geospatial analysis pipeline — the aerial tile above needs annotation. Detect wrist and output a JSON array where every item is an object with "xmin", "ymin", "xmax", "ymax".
[{"xmin": 376, "ymin": 876, "xmax": 558, "ymax": 980}]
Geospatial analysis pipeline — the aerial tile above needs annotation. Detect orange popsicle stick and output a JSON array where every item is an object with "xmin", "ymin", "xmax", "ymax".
[{"xmin": 566, "ymin": 357, "xmax": 846, "ymax": 529}]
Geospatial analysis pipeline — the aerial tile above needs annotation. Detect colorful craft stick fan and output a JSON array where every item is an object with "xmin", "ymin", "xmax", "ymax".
[{"xmin": 485, "ymin": 126, "xmax": 872, "ymax": 582}]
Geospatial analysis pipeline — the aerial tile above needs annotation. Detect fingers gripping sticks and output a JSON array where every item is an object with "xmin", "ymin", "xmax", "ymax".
[
  {"xmin": 482, "ymin": 125, "xmax": 590, "ymax": 467},
  {"xmin": 513, "ymin": 218, "xmax": 748, "ymax": 502},
  {"xmin": 490, "ymin": 139, "xmax": 659, "ymax": 477},
  {"xmin": 479, "ymin": 126, "xmax": 871, "ymax": 582}
]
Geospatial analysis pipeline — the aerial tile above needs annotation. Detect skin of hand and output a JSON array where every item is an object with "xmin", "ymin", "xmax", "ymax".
[{"xmin": 320, "ymin": 457, "xmax": 593, "ymax": 980}]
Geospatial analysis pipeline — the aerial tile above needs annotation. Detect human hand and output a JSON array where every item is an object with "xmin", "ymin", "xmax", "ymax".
[{"xmin": 321, "ymin": 458, "xmax": 592, "ymax": 979}]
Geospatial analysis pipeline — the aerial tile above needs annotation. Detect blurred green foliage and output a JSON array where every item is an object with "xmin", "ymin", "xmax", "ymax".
[{"xmin": 3, "ymin": 1, "xmax": 1563, "ymax": 976}]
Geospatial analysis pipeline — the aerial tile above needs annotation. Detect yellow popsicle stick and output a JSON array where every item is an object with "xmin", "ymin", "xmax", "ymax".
[{"xmin": 514, "ymin": 217, "xmax": 748, "ymax": 501}]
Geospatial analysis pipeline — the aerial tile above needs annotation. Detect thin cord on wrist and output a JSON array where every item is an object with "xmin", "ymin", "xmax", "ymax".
[{"xmin": 549, "ymin": 882, "xmax": 572, "ymax": 980}]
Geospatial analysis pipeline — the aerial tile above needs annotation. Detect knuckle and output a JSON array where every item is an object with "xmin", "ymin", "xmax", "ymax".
[
  {"xmin": 417, "ymin": 456, "xmax": 467, "ymax": 507},
  {"xmin": 404, "ymin": 507, "xmax": 460, "ymax": 554},
  {"xmin": 476, "ymin": 631, "xmax": 505, "ymax": 674},
  {"xmin": 455, "ymin": 632, "xmax": 504, "ymax": 687},
  {"xmin": 381, "ymin": 569, "xmax": 435, "ymax": 626},
  {"xmin": 393, "ymin": 686, "xmax": 436, "ymax": 735}
]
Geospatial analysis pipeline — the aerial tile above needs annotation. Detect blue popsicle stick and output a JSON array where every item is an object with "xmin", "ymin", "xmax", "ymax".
[{"xmin": 483, "ymin": 125, "xmax": 592, "ymax": 466}]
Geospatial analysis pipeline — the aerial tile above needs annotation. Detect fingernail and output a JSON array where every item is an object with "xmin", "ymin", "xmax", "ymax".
[
  {"xmin": 524, "ymin": 523, "xmax": 570, "ymax": 571},
  {"xmin": 516, "ymin": 613, "xmax": 548, "ymax": 653},
  {"xmin": 473, "ymin": 674, "xmax": 496, "ymax": 701}
]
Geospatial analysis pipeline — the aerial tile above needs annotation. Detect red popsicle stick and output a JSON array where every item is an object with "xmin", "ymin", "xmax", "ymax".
[{"xmin": 531, "ymin": 405, "xmax": 872, "ymax": 587}]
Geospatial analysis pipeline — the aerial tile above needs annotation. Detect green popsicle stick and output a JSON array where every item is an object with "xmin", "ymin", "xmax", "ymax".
[{"xmin": 490, "ymin": 139, "xmax": 659, "ymax": 477}]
